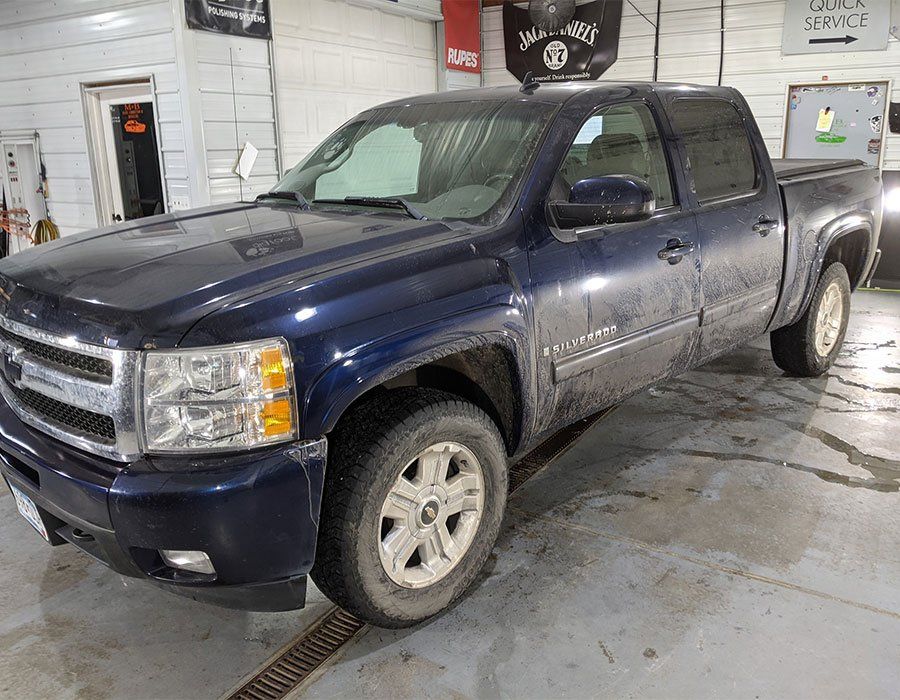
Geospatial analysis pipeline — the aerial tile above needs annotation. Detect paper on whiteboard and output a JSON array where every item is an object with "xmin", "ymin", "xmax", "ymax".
[
  {"xmin": 816, "ymin": 109, "xmax": 835, "ymax": 133},
  {"xmin": 234, "ymin": 142, "xmax": 259, "ymax": 181}
]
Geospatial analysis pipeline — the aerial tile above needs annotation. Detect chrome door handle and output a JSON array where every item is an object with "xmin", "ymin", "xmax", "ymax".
[
  {"xmin": 658, "ymin": 239, "xmax": 695, "ymax": 263},
  {"xmin": 752, "ymin": 219, "xmax": 778, "ymax": 236}
]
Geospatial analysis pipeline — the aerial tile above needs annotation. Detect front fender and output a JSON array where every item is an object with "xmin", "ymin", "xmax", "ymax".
[{"xmin": 302, "ymin": 305, "xmax": 534, "ymax": 445}]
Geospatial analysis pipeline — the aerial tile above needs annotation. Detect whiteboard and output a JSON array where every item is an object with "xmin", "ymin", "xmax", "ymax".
[{"xmin": 783, "ymin": 81, "xmax": 889, "ymax": 167}]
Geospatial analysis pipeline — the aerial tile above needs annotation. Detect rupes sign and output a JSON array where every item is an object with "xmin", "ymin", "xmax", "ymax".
[
  {"xmin": 443, "ymin": 0, "xmax": 481, "ymax": 73},
  {"xmin": 185, "ymin": 0, "xmax": 272, "ymax": 40},
  {"xmin": 502, "ymin": 0, "xmax": 623, "ymax": 82}
]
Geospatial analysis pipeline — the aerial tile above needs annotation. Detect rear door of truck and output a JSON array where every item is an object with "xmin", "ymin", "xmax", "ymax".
[{"xmin": 663, "ymin": 89, "xmax": 785, "ymax": 360}]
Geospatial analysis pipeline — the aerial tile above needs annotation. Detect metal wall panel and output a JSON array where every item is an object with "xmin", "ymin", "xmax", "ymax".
[
  {"xmin": 193, "ymin": 30, "xmax": 280, "ymax": 205},
  {"xmin": 272, "ymin": 0, "xmax": 439, "ymax": 169},
  {"xmin": 0, "ymin": 0, "xmax": 186, "ymax": 236}
]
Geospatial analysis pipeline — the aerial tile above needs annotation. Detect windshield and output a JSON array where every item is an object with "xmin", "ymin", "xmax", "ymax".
[{"xmin": 272, "ymin": 99, "xmax": 556, "ymax": 225}]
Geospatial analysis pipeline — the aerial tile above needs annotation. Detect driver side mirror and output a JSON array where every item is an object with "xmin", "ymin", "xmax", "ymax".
[{"xmin": 549, "ymin": 175, "xmax": 655, "ymax": 230}]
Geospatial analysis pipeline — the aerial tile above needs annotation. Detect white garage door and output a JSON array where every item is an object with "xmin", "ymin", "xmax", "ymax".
[{"xmin": 272, "ymin": 0, "xmax": 438, "ymax": 171}]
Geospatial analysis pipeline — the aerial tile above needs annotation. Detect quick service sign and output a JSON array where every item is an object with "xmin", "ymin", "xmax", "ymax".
[{"xmin": 782, "ymin": 0, "xmax": 891, "ymax": 53}]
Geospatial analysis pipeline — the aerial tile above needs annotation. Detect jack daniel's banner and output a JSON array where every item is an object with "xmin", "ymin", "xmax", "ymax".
[
  {"xmin": 185, "ymin": 0, "xmax": 272, "ymax": 40},
  {"xmin": 502, "ymin": 0, "xmax": 623, "ymax": 82}
]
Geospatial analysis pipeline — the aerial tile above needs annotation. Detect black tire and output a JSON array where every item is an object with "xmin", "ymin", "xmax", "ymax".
[
  {"xmin": 770, "ymin": 262, "xmax": 851, "ymax": 377},
  {"xmin": 310, "ymin": 388, "xmax": 508, "ymax": 628}
]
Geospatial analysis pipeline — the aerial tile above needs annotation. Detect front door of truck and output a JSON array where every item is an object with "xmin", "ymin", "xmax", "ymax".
[
  {"xmin": 664, "ymin": 93, "xmax": 785, "ymax": 361},
  {"xmin": 527, "ymin": 97, "xmax": 701, "ymax": 435}
]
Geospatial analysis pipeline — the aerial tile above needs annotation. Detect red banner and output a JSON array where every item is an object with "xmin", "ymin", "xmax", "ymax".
[{"xmin": 443, "ymin": 0, "xmax": 481, "ymax": 74}]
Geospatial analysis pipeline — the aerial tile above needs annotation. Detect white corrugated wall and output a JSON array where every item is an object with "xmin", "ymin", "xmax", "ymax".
[
  {"xmin": 193, "ymin": 32, "xmax": 280, "ymax": 204},
  {"xmin": 271, "ymin": 0, "xmax": 440, "ymax": 169},
  {"xmin": 0, "ymin": 0, "xmax": 191, "ymax": 236},
  {"xmin": 482, "ymin": 1, "xmax": 900, "ymax": 170}
]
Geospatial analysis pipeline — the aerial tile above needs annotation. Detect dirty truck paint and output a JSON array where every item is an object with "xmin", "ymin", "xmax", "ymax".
[{"xmin": 0, "ymin": 82, "xmax": 883, "ymax": 611}]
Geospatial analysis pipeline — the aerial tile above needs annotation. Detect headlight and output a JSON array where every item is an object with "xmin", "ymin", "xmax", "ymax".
[{"xmin": 141, "ymin": 338, "xmax": 298, "ymax": 453}]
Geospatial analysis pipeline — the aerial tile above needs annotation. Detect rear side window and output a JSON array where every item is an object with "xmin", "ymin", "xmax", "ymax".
[{"xmin": 670, "ymin": 99, "xmax": 758, "ymax": 202}]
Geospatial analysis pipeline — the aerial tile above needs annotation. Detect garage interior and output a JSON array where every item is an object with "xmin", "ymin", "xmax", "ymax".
[
  {"xmin": 0, "ymin": 292, "xmax": 896, "ymax": 697},
  {"xmin": 0, "ymin": 0, "xmax": 898, "ymax": 698}
]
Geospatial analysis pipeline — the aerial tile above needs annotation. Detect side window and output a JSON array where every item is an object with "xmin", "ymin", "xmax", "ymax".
[
  {"xmin": 559, "ymin": 102, "xmax": 675, "ymax": 209},
  {"xmin": 316, "ymin": 122, "xmax": 421, "ymax": 200},
  {"xmin": 670, "ymin": 99, "xmax": 758, "ymax": 202}
]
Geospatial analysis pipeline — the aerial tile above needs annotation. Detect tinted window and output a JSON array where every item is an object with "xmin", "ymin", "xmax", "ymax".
[
  {"xmin": 559, "ymin": 102, "xmax": 675, "ymax": 208},
  {"xmin": 671, "ymin": 99, "xmax": 758, "ymax": 202}
]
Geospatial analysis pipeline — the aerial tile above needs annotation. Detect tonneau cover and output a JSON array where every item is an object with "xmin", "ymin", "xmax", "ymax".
[{"xmin": 772, "ymin": 158, "xmax": 866, "ymax": 179}]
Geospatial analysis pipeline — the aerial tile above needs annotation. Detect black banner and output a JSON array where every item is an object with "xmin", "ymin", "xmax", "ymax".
[
  {"xmin": 185, "ymin": 0, "xmax": 272, "ymax": 40},
  {"xmin": 502, "ymin": 0, "xmax": 622, "ymax": 82}
]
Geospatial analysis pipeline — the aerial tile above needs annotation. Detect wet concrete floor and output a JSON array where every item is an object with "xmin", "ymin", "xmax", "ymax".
[
  {"xmin": 0, "ymin": 290, "xmax": 897, "ymax": 699},
  {"xmin": 298, "ymin": 289, "xmax": 899, "ymax": 699}
]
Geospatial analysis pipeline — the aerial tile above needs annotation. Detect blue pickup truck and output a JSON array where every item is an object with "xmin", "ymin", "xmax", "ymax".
[{"xmin": 0, "ymin": 82, "xmax": 882, "ymax": 627}]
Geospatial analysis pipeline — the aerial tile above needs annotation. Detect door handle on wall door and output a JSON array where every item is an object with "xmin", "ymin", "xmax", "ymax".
[
  {"xmin": 657, "ymin": 239, "xmax": 695, "ymax": 264},
  {"xmin": 752, "ymin": 219, "xmax": 778, "ymax": 236}
]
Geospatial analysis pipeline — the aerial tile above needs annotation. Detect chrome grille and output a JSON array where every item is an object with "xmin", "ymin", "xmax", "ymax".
[
  {"xmin": 0, "ymin": 325, "xmax": 113, "ymax": 380},
  {"xmin": 8, "ymin": 384, "xmax": 116, "ymax": 442},
  {"xmin": 0, "ymin": 316, "xmax": 139, "ymax": 461}
]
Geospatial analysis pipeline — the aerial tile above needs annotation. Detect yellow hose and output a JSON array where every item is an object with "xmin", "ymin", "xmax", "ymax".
[{"xmin": 31, "ymin": 219, "xmax": 59, "ymax": 245}]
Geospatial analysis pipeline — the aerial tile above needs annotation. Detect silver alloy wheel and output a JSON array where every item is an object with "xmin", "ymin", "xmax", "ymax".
[
  {"xmin": 814, "ymin": 281, "xmax": 844, "ymax": 356},
  {"xmin": 379, "ymin": 441, "xmax": 485, "ymax": 589}
]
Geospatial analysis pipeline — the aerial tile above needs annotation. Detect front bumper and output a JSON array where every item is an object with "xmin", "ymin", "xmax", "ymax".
[{"xmin": 0, "ymin": 399, "xmax": 326, "ymax": 612}]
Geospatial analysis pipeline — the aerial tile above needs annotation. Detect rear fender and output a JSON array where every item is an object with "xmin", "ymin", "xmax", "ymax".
[
  {"xmin": 302, "ymin": 305, "xmax": 534, "ymax": 449},
  {"xmin": 793, "ymin": 211, "xmax": 874, "ymax": 323}
]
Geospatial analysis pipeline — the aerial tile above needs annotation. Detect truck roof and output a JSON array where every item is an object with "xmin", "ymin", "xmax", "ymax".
[{"xmin": 374, "ymin": 81, "xmax": 736, "ymax": 110}]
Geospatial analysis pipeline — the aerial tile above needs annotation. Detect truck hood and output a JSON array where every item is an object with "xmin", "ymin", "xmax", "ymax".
[{"xmin": 0, "ymin": 203, "xmax": 456, "ymax": 348}]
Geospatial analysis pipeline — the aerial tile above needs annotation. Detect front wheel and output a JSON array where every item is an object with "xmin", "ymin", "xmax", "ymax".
[
  {"xmin": 770, "ymin": 262, "xmax": 851, "ymax": 376},
  {"xmin": 310, "ymin": 388, "xmax": 507, "ymax": 628}
]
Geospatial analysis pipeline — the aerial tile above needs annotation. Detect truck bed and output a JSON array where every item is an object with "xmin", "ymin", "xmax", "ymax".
[{"xmin": 772, "ymin": 158, "xmax": 866, "ymax": 180}]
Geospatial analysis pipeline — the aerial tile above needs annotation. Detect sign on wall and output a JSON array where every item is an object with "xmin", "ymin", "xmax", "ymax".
[
  {"xmin": 502, "ymin": 0, "xmax": 623, "ymax": 82},
  {"xmin": 443, "ymin": 0, "xmax": 481, "ymax": 73},
  {"xmin": 782, "ymin": 0, "xmax": 891, "ymax": 54},
  {"xmin": 185, "ymin": 0, "xmax": 272, "ymax": 40}
]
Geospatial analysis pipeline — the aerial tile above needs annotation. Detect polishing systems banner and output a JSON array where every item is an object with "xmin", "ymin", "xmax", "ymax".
[
  {"xmin": 503, "ymin": 0, "xmax": 623, "ymax": 82},
  {"xmin": 185, "ymin": 0, "xmax": 272, "ymax": 40}
]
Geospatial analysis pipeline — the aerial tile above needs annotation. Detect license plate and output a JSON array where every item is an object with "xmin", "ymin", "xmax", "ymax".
[{"xmin": 9, "ymin": 483, "xmax": 49, "ymax": 542}]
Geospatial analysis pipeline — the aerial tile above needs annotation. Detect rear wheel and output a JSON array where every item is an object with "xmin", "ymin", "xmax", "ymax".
[
  {"xmin": 311, "ymin": 388, "xmax": 507, "ymax": 628},
  {"xmin": 770, "ymin": 262, "xmax": 851, "ymax": 376}
]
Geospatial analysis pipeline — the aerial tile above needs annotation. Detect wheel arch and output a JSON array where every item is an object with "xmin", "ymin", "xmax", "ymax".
[
  {"xmin": 821, "ymin": 227, "xmax": 871, "ymax": 290},
  {"xmin": 302, "ymin": 306, "xmax": 533, "ymax": 456},
  {"xmin": 796, "ymin": 212, "xmax": 875, "ymax": 320}
]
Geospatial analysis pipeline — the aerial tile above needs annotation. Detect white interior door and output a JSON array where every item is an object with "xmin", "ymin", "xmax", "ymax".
[
  {"xmin": 272, "ymin": 0, "xmax": 439, "ymax": 170},
  {"xmin": 84, "ymin": 82, "xmax": 165, "ymax": 225}
]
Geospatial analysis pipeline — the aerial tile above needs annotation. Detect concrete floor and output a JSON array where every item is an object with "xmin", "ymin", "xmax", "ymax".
[{"xmin": 0, "ymin": 289, "xmax": 897, "ymax": 699}]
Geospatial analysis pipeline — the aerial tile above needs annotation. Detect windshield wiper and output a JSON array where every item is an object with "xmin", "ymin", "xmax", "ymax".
[
  {"xmin": 314, "ymin": 196, "xmax": 426, "ymax": 220},
  {"xmin": 256, "ymin": 190, "xmax": 310, "ymax": 210}
]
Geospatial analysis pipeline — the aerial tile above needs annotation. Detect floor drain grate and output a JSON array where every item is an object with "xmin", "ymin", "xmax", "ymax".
[
  {"xmin": 508, "ymin": 407, "xmax": 614, "ymax": 493},
  {"xmin": 227, "ymin": 406, "xmax": 614, "ymax": 699},
  {"xmin": 227, "ymin": 609, "xmax": 365, "ymax": 699}
]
